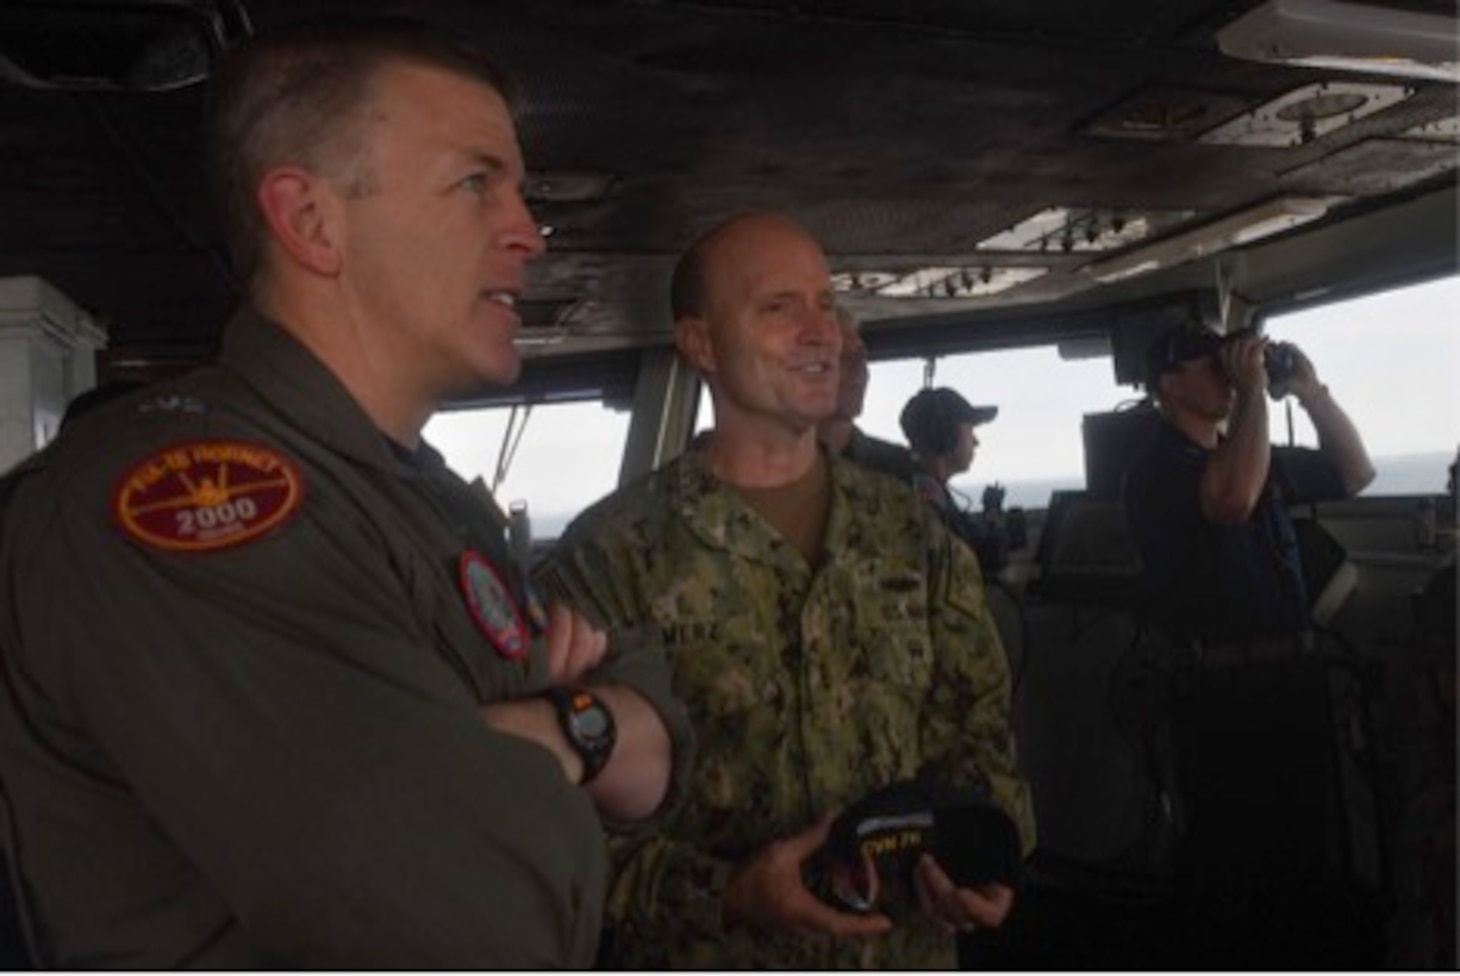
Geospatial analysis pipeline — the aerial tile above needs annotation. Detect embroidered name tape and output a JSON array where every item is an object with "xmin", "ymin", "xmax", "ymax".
[{"xmin": 113, "ymin": 440, "xmax": 304, "ymax": 552}]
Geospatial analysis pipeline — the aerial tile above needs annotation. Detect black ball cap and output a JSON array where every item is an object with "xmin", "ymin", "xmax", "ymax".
[{"xmin": 809, "ymin": 776, "xmax": 1023, "ymax": 916}]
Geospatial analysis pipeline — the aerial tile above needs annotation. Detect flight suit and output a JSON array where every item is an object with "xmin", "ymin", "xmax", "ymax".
[
  {"xmin": 0, "ymin": 309, "xmax": 688, "ymax": 967},
  {"xmin": 539, "ymin": 449, "xmax": 1035, "ymax": 969}
]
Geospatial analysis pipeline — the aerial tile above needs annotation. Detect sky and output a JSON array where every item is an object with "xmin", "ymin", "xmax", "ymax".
[{"xmin": 426, "ymin": 274, "xmax": 1460, "ymax": 536}]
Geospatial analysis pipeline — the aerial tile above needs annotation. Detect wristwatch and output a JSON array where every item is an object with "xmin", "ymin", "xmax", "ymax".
[{"xmin": 546, "ymin": 687, "xmax": 617, "ymax": 784}]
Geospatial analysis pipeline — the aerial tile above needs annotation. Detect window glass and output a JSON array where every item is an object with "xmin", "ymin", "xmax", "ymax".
[
  {"xmin": 1263, "ymin": 274, "xmax": 1460, "ymax": 496},
  {"xmin": 445, "ymin": 274, "xmax": 1456, "ymax": 538},
  {"xmin": 424, "ymin": 401, "xmax": 630, "ymax": 539},
  {"xmin": 693, "ymin": 347, "xmax": 1130, "ymax": 511},
  {"xmin": 860, "ymin": 352, "xmax": 1129, "ymax": 511}
]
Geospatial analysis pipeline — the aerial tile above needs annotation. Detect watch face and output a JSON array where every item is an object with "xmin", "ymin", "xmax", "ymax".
[
  {"xmin": 554, "ymin": 689, "xmax": 615, "ymax": 783},
  {"xmin": 575, "ymin": 706, "xmax": 610, "ymax": 738}
]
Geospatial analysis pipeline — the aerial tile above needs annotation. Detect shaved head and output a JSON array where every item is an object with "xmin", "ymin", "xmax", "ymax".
[
  {"xmin": 671, "ymin": 212, "xmax": 819, "ymax": 323},
  {"xmin": 670, "ymin": 210, "xmax": 840, "ymax": 446}
]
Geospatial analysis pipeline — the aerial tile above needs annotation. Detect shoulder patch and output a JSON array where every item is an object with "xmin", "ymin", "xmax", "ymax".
[
  {"xmin": 458, "ymin": 550, "xmax": 529, "ymax": 661},
  {"xmin": 112, "ymin": 440, "xmax": 304, "ymax": 552}
]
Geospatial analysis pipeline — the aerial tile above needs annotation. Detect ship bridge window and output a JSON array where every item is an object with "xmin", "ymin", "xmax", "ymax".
[
  {"xmin": 424, "ymin": 399, "xmax": 631, "ymax": 541},
  {"xmin": 686, "ymin": 273, "xmax": 1460, "ymax": 510},
  {"xmin": 1263, "ymin": 273, "xmax": 1459, "ymax": 497},
  {"xmin": 692, "ymin": 346, "xmax": 1131, "ymax": 512}
]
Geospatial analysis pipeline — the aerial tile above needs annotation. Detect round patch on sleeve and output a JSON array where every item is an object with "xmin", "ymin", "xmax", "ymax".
[
  {"xmin": 112, "ymin": 440, "xmax": 304, "ymax": 552},
  {"xmin": 459, "ymin": 550, "xmax": 529, "ymax": 661}
]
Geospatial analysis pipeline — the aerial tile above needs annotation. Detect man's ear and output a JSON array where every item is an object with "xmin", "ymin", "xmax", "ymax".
[
  {"xmin": 675, "ymin": 316, "xmax": 715, "ymax": 375},
  {"xmin": 256, "ymin": 166, "xmax": 344, "ymax": 277}
]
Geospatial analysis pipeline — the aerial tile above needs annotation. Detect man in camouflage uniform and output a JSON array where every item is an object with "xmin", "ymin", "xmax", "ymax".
[{"xmin": 538, "ymin": 211, "xmax": 1035, "ymax": 968}]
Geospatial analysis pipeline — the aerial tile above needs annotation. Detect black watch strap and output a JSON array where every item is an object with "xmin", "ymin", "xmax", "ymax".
[{"xmin": 546, "ymin": 687, "xmax": 617, "ymax": 784}]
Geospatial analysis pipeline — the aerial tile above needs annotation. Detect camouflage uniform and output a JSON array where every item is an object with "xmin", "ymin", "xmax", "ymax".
[{"xmin": 539, "ymin": 448, "xmax": 1035, "ymax": 969}]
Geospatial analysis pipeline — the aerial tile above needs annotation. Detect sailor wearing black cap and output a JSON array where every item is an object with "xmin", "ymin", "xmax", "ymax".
[
  {"xmin": 900, "ymin": 387, "xmax": 1008, "ymax": 571},
  {"xmin": 1126, "ymin": 323, "xmax": 1375, "ymax": 644},
  {"xmin": 1122, "ymin": 326, "xmax": 1380, "ymax": 966}
]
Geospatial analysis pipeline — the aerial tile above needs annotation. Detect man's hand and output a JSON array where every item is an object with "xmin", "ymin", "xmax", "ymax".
[
  {"xmin": 1218, "ymin": 332, "xmax": 1268, "ymax": 396},
  {"xmin": 912, "ymin": 853, "xmax": 1015, "ymax": 935},
  {"xmin": 480, "ymin": 603, "xmax": 607, "ymax": 785},
  {"xmin": 1282, "ymin": 343, "xmax": 1323, "ymax": 402},
  {"xmin": 544, "ymin": 601, "xmax": 608, "ymax": 685},
  {"xmin": 485, "ymin": 607, "xmax": 674, "ymax": 820},
  {"xmin": 723, "ymin": 811, "xmax": 894, "ymax": 941}
]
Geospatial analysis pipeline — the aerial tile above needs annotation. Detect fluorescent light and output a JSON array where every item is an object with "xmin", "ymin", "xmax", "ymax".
[
  {"xmin": 1216, "ymin": 0, "xmax": 1460, "ymax": 83},
  {"xmin": 1082, "ymin": 197, "xmax": 1342, "ymax": 283},
  {"xmin": 974, "ymin": 207, "xmax": 1164, "ymax": 253},
  {"xmin": 876, "ymin": 266, "xmax": 1048, "ymax": 298},
  {"xmin": 832, "ymin": 266, "xmax": 1047, "ymax": 298}
]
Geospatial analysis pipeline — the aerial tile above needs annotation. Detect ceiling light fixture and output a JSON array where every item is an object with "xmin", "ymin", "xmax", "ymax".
[
  {"xmin": 832, "ymin": 267, "xmax": 1046, "ymax": 298},
  {"xmin": 875, "ymin": 266, "xmax": 1047, "ymax": 298},
  {"xmin": 1215, "ymin": 0, "xmax": 1460, "ymax": 83},
  {"xmin": 975, "ymin": 207, "xmax": 1164, "ymax": 253},
  {"xmin": 1082, "ymin": 196, "xmax": 1343, "ymax": 284},
  {"xmin": 1200, "ymin": 80, "xmax": 1412, "ymax": 147}
]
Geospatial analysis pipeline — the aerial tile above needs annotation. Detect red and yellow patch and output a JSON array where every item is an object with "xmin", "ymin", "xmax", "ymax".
[{"xmin": 112, "ymin": 440, "xmax": 304, "ymax": 552}]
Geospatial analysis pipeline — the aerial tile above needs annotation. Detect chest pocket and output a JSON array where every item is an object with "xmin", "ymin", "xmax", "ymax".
[
  {"xmin": 858, "ymin": 561, "xmax": 928, "ymax": 666},
  {"xmin": 847, "ymin": 565, "xmax": 936, "ymax": 690}
]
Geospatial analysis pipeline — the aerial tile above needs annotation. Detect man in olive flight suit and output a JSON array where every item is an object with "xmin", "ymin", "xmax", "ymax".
[
  {"xmin": 0, "ymin": 23, "xmax": 689, "ymax": 968},
  {"xmin": 539, "ymin": 211, "xmax": 1035, "ymax": 969}
]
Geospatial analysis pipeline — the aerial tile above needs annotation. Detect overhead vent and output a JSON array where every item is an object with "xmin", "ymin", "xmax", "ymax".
[
  {"xmin": 1200, "ymin": 81, "xmax": 1414, "ymax": 148},
  {"xmin": 0, "ymin": 0, "xmax": 251, "ymax": 92},
  {"xmin": 1080, "ymin": 86, "xmax": 1252, "ymax": 142}
]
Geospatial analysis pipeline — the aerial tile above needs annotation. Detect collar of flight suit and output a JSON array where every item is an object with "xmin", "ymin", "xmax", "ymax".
[{"xmin": 219, "ymin": 307, "xmax": 446, "ymax": 477}]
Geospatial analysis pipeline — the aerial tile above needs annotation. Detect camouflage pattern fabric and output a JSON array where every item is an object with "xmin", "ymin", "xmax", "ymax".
[{"xmin": 538, "ymin": 448, "xmax": 1036, "ymax": 969}]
